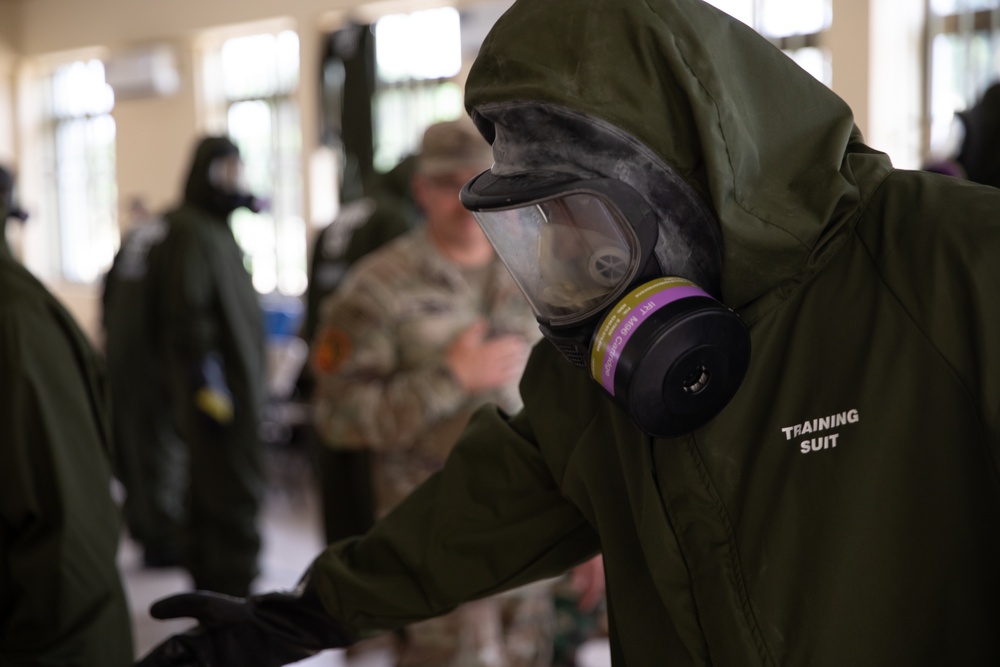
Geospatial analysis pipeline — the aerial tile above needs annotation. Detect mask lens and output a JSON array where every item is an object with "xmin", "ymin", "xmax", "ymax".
[
  {"xmin": 208, "ymin": 155, "xmax": 246, "ymax": 194},
  {"xmin": 473, "ymin": 191, "xmax": 640, "ymax": 325}
]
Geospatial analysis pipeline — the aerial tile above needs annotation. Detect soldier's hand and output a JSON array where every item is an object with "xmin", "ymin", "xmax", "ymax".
[
  {"xmin": 134, "ymin": 589, "xmax": 354, "ymax": 667},
  {"xmin": 446, "ymin": 319, "xmax": 530, "ymax": 393}
]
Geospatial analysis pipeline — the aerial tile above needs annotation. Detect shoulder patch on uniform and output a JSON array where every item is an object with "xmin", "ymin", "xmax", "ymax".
[{"xmin": 313, "ymin": 326, "xmax": 353, "ymax": 374}]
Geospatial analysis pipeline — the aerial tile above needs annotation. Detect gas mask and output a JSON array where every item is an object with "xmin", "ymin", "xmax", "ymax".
[
  {"xmin": 208, "ymin": 154, "xmax": 265, "ymax": 215},
  {"xmin": 6, "ymin": 202, "xmax": 28, "ymax": 224},
  {"xmin": 460, "ymin": 167, "xmax": 750, "ymax": 437},
  {"xmin": 0, "ymin": 168, "xmax": 28, "ymax": 226}
]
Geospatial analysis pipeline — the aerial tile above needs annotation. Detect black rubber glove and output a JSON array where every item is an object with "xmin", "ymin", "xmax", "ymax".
[{"xmin": 134, "ymin": 586, "xmax": 354, "ymax": 667}]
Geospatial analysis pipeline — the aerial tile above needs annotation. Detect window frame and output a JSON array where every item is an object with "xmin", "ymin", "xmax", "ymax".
[
  {"xmin": 922, "ymin": 1, "xmax": 1000, "ymax": 159},
  {"xmin": 196, "ymin": 21, "xmax": 307, "ymax": 296},
  {"xmin": 20, "ymin": 54, "xmax": 119, "ymax": 283}
]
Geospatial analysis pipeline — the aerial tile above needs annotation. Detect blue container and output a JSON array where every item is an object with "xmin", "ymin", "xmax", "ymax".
[{"xmin": 259, "ymin": 293, "xmax": 305, "ymax": 338}]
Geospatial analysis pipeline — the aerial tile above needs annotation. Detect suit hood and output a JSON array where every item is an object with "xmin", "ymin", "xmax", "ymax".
[
  {"xmin": 465, "ymin": 0, "xmax": 893, "ymax": 308},
  {"xmin": 182, "ymin": 136, "xmax": 241, "ymax": 217},
  {"xmin": 957, "ymin": 83, "xmax": 1000, "ymax": 189}
]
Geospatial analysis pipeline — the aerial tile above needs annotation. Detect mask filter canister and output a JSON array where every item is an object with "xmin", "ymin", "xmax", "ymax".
[{"xmin": 590, "ymin": 277, "xmax": 750, "ymax": 437}]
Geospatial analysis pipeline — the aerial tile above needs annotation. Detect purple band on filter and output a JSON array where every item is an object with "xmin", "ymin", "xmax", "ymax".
[{"xmin": 598, "ymin": 285, "xmax": 708, "ymax": 394}]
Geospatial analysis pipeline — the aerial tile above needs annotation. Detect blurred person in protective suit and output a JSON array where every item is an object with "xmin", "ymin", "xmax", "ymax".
[
  {"xmin": 102, "ymin": 199, "xmax": 186, "ymax": 569},
  {"xmin": 0, "ymin": 178, "xmax": 134, "ymax": 664},
  {"xmin": 923, "ymin": 81, "xmax": 1000, "ymax": 187},
  {"xmin": 144, "ymin": 135, "xmax": 269, "ymax": 597},
  {"xmin": 0, "ymin": 165, "xmax": 29, "ymax": 260},
  {"xmin": 137, "ymin": 0, "xmax": 1000, "ymax": 665},
  {"xmin": 301, "ymin": 153, "xmax": 420, "ymax": 545}
]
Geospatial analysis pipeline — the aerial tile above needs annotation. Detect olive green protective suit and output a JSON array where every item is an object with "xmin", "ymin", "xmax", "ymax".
[
  {"xmin": 0, "ymin": 256, "xmax": 133, "ymax": 665},
  {"xmin": 0, "ymin": 169, "xmax": 13, "ymax": 260},
  {"xmin": 0, "ymin": 166, "xmax": 25, "ymax": 261},
  {"xmin": 102, "ymin": 217, "xmax": 185, "ymax": 564},
  {"xmin": 147, "ymin": 137, "xmax": 268, "ymax": 596},
  {"xmin": 296, "ymin": 0, "xmax": 1000, "ymax": 664}
]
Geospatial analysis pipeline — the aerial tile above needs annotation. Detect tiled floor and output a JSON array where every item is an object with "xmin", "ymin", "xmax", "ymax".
[{"xmin": 120, "ymin": 452, "xmax": 391, "ymax": 666}]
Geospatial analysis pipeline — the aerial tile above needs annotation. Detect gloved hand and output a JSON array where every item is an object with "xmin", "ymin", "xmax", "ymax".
[
  {"xmin": 193, "ymin": 352, "xmax": 234, "ymax": 425},
  {"xmin": 134, "ymin": 587, "xmax": 354, "ymax": 667}
]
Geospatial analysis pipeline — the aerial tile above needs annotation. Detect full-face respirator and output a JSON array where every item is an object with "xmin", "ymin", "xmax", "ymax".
[
  {"xmin": 460, "ymin": 169, "xmax": 750, "ymax": 438},
  {"xmin": 0, "ymin": 167, "xmax": 28, "ymax": 225},
  {"xmin": 208, "ymin": 154, "xmax": 266, "ymax": 215}
]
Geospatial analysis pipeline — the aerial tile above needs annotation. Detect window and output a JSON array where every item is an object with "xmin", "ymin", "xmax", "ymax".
[
  {"xmin": 202, "ymin": 28, "xmax": 306, "ymax": 296},
  {"xmin": 704, "ymin": 0, "xmax": 833, "ymax": 85},
  {"xmin": 925, "ymin": 1, "xmax": 1000, "ymax": 157},
  {"xmin": 40, "ymin": 59, "xmax": 117, "ymax": 283},
  {"xmin": 371, "ymin": 7, "xmax": 465, "ymax": 172}
]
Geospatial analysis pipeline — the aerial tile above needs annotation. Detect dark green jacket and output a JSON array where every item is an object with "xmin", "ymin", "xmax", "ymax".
[
  {"xmin": 0, "ymin": 258, "xmax": 133, "ymax": 665},
  {"xmin": 149, "ymin": 203, "xmax": 267, "ymax": 434},
  {"xmin": 302, "ymin": 155, "xmax": 420, "ymax": 346},
  {"xmin": 102, "ymin": 218, "xmax": 170, "ymax": 383},
  {"xmin": 308, "ymin": 0, "xmax": 1000, "ymax": 664},
  {"xmin": 101, "ymin": 217, "xmax": 174, "ymax": 448},
  {"xmin": 148, "ymin": 135, "xmax": 267, "ymax": 433}
]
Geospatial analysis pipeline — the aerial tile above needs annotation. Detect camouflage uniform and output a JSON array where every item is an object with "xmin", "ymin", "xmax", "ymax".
[
  {"xmin": 302, "ymin": 155, "xmax": 420, "ymax": 544},
  {"xmin": 312, "ymin": 224, "xmax": 554, "ymax": 667}
]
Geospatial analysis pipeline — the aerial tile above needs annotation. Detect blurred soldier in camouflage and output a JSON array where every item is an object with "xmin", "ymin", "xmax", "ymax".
[
  {"xmin": 310, "ymin": 118, "xmax": 553, "ymax": 667},
  {"xmin": 302, "ymin": 154, "xmax": 421, "ymax": 545}
]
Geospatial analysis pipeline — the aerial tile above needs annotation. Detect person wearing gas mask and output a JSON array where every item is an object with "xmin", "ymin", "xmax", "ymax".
[
  {"xmin": 143, "ymin": 135, "xmax": 269, "ymax": 597},
  {"xmin": 0, "ymin": 178, "xmax": 134, "ymax": 664},
  {"xmin": 924, "ymin": 81, "xmax": 1000, "ymax": 189},
  {"xmin": 0, "ymin": 165, "xmax": 29, "ymax": 260},
  {"xmin": 136, "ymin": 0, "xmax": 1000, "ymax": 664}
]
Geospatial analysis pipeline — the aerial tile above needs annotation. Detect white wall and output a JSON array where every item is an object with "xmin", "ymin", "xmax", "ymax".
[
  {"xmin": 0, "ymin": 0, "xmax": 20, "ymax": 163},
  {"xmin": 868, "ymin": 0, "xmax": 926, "ymax": 169},
  {"xmin": 827, "ymin": 0, "xmax": 872, "ymax": 139},
  {"xmin": 823, "ymin": 0, "xmax": 926, "ymax": 169},
  {"xmin": 112, "ymin": 42, "xmax": 199, "ymax": 230}
]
